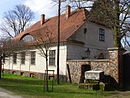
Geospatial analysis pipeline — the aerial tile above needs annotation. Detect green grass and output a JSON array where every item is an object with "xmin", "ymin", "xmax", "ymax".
[{"xmin": 0, "ymin": 73, "xmax": 114, "ymax": 98}]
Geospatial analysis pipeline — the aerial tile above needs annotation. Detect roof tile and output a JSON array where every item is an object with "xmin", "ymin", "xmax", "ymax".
[{"xmin": 13, "ymin": 8, "xmax": 86, "ymax": 43}]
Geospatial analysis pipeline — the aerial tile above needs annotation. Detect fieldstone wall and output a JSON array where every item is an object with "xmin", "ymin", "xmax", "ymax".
[
  {"xmin": 108, "ymin": 48, "xmax": 120, "ymax": 83},
  {"xmin": 66, "ymin": 61, "xmax": 89, "ymax": 83},
  {"xmin": 67, "ymin": 60, "xmax": 110, "ymax": 83},
  {"xmin": 67, "ymin": 48, "xmax": 122, "ymax": 85}
]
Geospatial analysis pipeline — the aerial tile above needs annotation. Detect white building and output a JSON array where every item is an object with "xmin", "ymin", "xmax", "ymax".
[{"xmin": 4, "ymin": 6, "xmax": 114, "ymax": 79}]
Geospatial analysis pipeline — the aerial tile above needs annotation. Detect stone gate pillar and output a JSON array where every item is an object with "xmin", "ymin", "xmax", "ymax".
[{"xmin": 108, "ymin": 47, "xmax": 123, "ymax": 87}]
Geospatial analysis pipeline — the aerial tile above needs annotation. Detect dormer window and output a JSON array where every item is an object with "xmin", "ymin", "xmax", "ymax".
[{"xmin": 21, "ymin": 34, "xmax": 36, "ymax": 42}]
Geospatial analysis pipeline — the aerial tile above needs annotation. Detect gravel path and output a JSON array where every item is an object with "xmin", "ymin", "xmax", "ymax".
[{"xmin": 0, "ymin": 88, "xmax": 22, "ymax": 98}]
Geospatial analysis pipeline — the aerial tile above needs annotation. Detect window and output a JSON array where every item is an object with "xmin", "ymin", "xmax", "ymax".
[
  {"xmin": 49, "ymin": 50, "xmax": 56, "ymax": 66},
  {"xmin": 30, "ymin": 51, "xmax": 36, "ymax": 65},
  {"xmin": 84, "ymin": 28, "xmax": 87, "ymax": 34},
  {"xmin": 21, "ymin": 52, "xmax": 25, "ymax": 64},
  {"xmin": 13, "ymin": 53, "xmax": 17, "ymax": 64},
  {"xmin": 99, "ymin": 28, "xmax": 105, "ymax": 41},
  {"xmin": 21, "ymin": 34, "xmax": 35, "ymax": 42}
]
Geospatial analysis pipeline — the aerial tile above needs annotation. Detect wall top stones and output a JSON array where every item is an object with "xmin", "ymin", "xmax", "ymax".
[{"xmin": 67, "ymin": 59, "xmax": 109, "ymax": 62}]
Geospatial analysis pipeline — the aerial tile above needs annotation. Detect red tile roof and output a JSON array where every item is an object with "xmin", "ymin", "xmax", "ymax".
[{"xmin": 13, "ymin": 8, "xmax": 87, "ymax": 43}]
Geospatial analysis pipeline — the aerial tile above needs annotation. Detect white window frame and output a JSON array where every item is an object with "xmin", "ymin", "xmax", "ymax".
[
  {"xmin": 49, "ymin": 50, "xmax": 56, "ymax": 66},
  {"xmin": 30, "ymin": 51, "xmax": 36, "ymax": 65},
  {"xmin": 99, "ymin": 28, "xmax": 105, "ymax": 41}
]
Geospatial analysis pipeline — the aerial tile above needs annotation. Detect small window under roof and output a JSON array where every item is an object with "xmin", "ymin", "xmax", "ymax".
[{"xmin": 21, "ymin": 34, "xmax": 36, "ymax": 42}]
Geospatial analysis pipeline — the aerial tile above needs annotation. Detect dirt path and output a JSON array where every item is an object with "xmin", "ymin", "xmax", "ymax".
[
  {"xmin": 0, "ymin": 88, "xmax": 22, "ymax": 98},
  {"xmin": 107, "ymin": 91, "xmax": 130, "ymax": 98}
]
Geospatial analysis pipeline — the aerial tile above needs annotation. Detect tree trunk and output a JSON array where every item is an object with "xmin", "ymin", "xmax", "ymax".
[
  {"xmin": 44, "ymin": 50, "xmax": 48, "ymax": 91},
  {"xmin": 113, "ymin": 0, "xmax": 121, "ymax": 47},
  {"xmin": 113, "ymin": 26, "xmax": 121, "ymax": 47},
  {"xmin": 0, "ymin": 58, "xmax": 2, "ymax": 79}
]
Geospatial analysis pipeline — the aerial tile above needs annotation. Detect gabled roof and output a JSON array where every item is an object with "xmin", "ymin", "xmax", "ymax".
[{"xmin": 13, "ymin": 8, "xmax": 87, "ymax": 43}]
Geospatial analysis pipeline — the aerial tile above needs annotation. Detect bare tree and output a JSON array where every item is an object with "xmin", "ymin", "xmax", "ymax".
[
  {"xmin": 0, "ymin": 36, "xmax": 28, "ymax": 78},
  {"xmin": 52, "ymin": 0, "xmax": 94, "ymax": 13},
  {"xmin": 33, "ymin": 26, "xmax": 55, "ymax": 92},
  {"xmin": 1, "ymin": 24, "xmax": 54, "ymax": 91},
  {"xmin": 0, "ymin": 4, "xmax": 34, "ymax": 38}
]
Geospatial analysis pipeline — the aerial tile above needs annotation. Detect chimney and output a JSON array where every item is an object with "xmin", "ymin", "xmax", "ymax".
[
  {"xmin": 41, "ymin": 14, "xmax": 45, "ymax": 25},
  {"xmin": 66, "ymin": 5, "xmax": 71, "ymax": 19}
]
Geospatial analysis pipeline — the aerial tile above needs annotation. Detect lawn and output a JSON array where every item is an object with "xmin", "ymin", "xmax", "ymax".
[{"xmin": 0, "ymin": 73, "xmax": 114, "ymax": 98}]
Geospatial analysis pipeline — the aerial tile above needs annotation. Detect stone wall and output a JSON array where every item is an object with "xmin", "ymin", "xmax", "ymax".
[
  {"xmin": 67, "ymin": 48, "xmax": 122, "ymax": 86},
  {"xmin": 67, "ymin": 60, "xmax": 110, "ymax": 83}
]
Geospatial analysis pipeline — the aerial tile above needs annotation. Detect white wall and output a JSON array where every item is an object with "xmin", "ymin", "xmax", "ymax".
[{"xmin": 4, "ymin": 44, "xmax": 67, "ymax": 75}]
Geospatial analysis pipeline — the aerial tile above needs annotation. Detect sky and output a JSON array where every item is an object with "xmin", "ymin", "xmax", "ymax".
[
  {"xmin": 0, "ymin": 0, "xmax": 93, "ymax": 36},
  {"xmin": 0, "ymin": 0, "xmax": 58, "ymax": 22},
  {"xmin": 0, "ymin": 0, "xmax": 94, "ymax": 22}
]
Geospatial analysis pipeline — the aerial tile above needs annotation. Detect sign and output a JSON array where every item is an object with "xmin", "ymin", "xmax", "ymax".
[{"xmin": 85, "ymin": 70, "xmax": 104, "ymax": 80}]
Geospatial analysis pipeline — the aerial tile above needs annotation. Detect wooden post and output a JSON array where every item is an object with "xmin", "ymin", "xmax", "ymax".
[{"xmin": 57, "ymin": 0, "xmax": 61, "ymax": 85}]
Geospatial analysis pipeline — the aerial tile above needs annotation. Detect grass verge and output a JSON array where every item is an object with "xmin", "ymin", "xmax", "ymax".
[{"xmin": 0, "ymin": 73, "xmax": 115, "ymax": 98}]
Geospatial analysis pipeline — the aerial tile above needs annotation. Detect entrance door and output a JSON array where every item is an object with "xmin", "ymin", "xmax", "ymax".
[
  {"xmin": 80, "ymin": 64, "xmax": 91, "ymax": 83},
  {"xmin": 123, "ymin": 54, "xmax": 130, "ymax": 89}
]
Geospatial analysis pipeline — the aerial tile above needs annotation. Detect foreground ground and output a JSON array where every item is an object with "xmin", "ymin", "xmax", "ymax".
[
  {"xmin": 0, "ymin": 73, "xmax": 130, "ymax": 98},
  {"xmin": 0, "ymin": 87, "xmax": 22, "ymax": 98}
]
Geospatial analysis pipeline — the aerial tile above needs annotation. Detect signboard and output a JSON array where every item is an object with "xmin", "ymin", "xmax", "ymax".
[{"xmin": 85, "ymin": 70, "xmax": 104, "ymax": 80}]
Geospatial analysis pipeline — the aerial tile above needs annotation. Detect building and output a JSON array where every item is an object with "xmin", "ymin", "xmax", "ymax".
[{"xmin": 4, "ymin": 6, "xmax": 114, "ymax": 80}]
